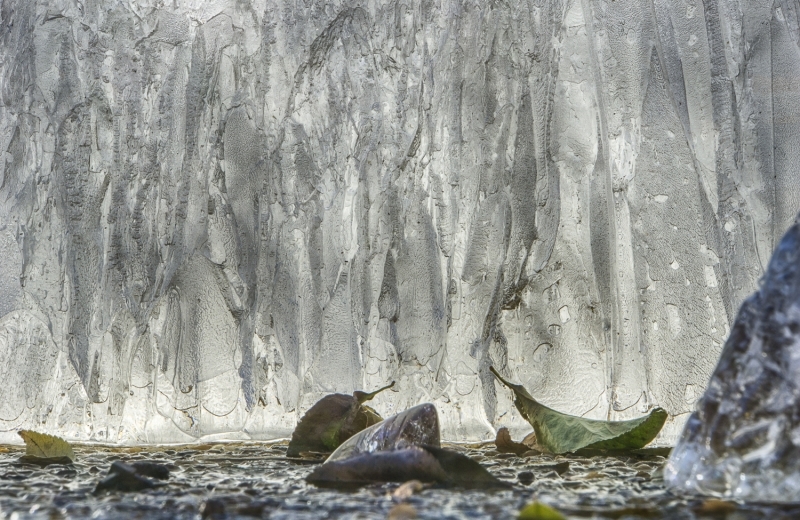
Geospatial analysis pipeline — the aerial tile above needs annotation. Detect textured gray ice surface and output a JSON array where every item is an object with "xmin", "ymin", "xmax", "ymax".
[
  {"xmin": 0, "ymin": 0, "xmax": 798, "ymax": 444},
  {"xmin": 665, "ymin": 216, "xmax": 800, "ymax": 500}
]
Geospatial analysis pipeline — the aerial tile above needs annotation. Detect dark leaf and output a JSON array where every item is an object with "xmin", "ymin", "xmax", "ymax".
[
  {"xmin": 286, "ymin": 381, "xmax": 395, "ymax": 458},
  {"xmin": 490, "ymin": 367, "xmax": 667, "ymax": 454},
  {"xmin": 306, "ymin": 447, "xmax": 448, "ymax": 487},
  {"xmin": 420, "ymin": 445, "xmax": 509, "ymax": 488}
]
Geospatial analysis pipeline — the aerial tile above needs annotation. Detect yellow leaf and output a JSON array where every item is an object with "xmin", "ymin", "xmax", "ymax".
[
  {"xmin": 18, "ymin": 430, "xmax": 75, "ymax": 460},
  {"xmin": 518, "ymin": 502, "xmax": 566, "ymax": 520}
]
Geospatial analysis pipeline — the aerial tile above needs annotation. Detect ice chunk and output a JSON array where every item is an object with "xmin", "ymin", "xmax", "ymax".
[
  {"xmin": 326, "ymin": 403, "xmax": 440, "ymax": 463},
  {"xmin": 665, "ymin": 217, "xmax": 800, "ymax": 500}
]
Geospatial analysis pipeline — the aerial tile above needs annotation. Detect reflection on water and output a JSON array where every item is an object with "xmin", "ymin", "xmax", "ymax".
[{"xmin": 0, "ymin": 443, "xmax": 797, "ymax": 519}]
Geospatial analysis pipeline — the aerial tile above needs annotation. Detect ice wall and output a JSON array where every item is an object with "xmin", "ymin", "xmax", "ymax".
[{"xmin": 0, "ymin": 0, "xmax": 797, "ymax": 443}]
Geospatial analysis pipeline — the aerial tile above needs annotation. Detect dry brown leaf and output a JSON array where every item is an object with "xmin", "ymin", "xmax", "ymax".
[{"xmin": 494, "ymin": 427, "xmax": 529, "ymax": 455}]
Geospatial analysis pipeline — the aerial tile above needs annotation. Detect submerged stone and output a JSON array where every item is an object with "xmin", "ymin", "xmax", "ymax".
[{"xmin": 665, "ymin": 217, "xmax": 800, "ymax": 500}]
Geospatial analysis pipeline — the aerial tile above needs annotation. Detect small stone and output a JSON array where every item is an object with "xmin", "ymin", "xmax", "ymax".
[
  {"xmin": 695, "ymin": 499, "xmax": 737, "ymax": 514},
  {"xmin": 517, "ymin": 471, "xmax": 534, "ymax": 485},
  {"xmin": 392, "ymin": 480, "xmax": 424, "ymax": 501},
  {"xmin": 388, "ymin": 503, "xmax": 418, "ymax": 519},
  {"xmin": 93, "ymin": 461, "xmax": 157, "ymax": 494},
  {"xmin": 200, "ymin": 498, "xmax": 226, "ymax": 519},
  {"xmin": 130, "ymin": 461, "xmax": 170, "ymax": 480}
]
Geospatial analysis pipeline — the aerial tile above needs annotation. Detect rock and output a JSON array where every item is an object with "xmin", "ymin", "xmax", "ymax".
[
  {"xmin": 517, "ymin": 471, "xmax": 534, "ymax": 485},
  {"xmin": 665, "ymin": 217, "xmax": 800, "ymax": 500},
  {"xmin": 388, "ymin": 504, "xmax": 418, "ymax": 519},
  {"xmin": 130, "ymin": 461, "xmax": 170, "ymax": 480},
  {"xmin": 200, "ymin": 498, "xmax": 226, "ymax": 519},
  {"xmin": 93, "ymin": 461, "xmax": 158, "ymax": 494}
]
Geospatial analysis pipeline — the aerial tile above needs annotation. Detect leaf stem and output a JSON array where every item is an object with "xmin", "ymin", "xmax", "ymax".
[{"xmin": 355, "ymin": 381, "xmax": 396, "ymax": 403}]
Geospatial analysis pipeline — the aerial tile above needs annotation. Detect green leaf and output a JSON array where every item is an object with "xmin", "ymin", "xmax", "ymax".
[
  {"xmin": 490, "ymin": 367, "xmax": 667, "ymax": 454},
  {"xmin": 18, "ymin": 430, "xmax": 75, "ymax": 461},
  {"xmin": 286, "ymin": 381, "xmax": 395, "ymax": 458},
  {"xmin": 518, "ymin": 502, "xmax": 566, "ymax": 520}
]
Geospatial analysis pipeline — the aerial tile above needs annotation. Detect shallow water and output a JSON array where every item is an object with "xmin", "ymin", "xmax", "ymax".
[{"xmin": 0, "ymin": 443, "xmax": 797, "ymax": 519}]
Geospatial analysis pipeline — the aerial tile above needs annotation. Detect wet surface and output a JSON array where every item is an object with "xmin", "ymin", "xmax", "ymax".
[{"xmin": 0, "ymin": 443, "xmax": 799, "ymax": 519}]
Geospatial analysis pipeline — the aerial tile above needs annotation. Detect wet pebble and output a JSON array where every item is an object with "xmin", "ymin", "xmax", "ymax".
[{"xmin": 517, "ymin": 471, "xmax": 534, "ymax": 485}]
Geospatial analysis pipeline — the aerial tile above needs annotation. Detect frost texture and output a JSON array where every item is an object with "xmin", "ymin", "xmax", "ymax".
[
  {"xmin": 665, "ymin": 216, "xmax": 800, "ymax": 500},
  {"xmin": 0, "ymin": 0, "xmax": 797, "ymax": 443}
]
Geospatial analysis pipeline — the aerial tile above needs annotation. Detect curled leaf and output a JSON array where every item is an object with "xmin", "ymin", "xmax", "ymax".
[
  {"xmin": 18, "ymin": 430, "xmax": 75, "ymax": 461},
  {"xmin": 286, "ymin": 381, "xmax": 395, "ymax": 458},
  {"xmin": 490, "ymin": 367, "xmax": 667, "ymax": 454},
  {"xmin": 494, "ymin": 427, "xmax": 529, "ymax": 455}
]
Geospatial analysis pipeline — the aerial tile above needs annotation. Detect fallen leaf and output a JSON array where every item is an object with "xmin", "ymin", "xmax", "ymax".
[
  {"xmin": 421, "ymin": 445, "xmax": 509, "ymax": 488},
  {"xmin": 522, "ymin": 432, "xmax": 539, "ymax": 449},
  {"xmin": 18, "ymin": 430, "xmax": 75, "ymax": 461},
  {"xmin": 495, "ymin": 427, "xmax": 529, "ymax": 455},
  {"xmin": 287, "ymin": 381, "xmax": 395, "ymax": 458},
  {"xmin": 518, "ymin": 502, "xmax": 566, "ymax": 520},
  {"xmin": 490, "ymin": 367, "xmax": 667, "ymax": 454},
  {"xmin": 307, "ymin": 446, "xmax": 448, "ymax": 487}
]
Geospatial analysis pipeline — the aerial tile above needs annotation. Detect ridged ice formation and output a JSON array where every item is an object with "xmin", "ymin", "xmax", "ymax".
[
  {"xmin": 0, "ymin": 0, "xmax": 798, "ymax": 442},
  {"xmin": 666, "ymin": 216, "xmax": 800, "ymax": 500}
]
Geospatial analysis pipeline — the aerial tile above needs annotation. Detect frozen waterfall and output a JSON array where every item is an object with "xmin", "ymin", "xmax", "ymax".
[{"xmin": 1, "ymin": 0, "xmax": 798, "ymax": 443}]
